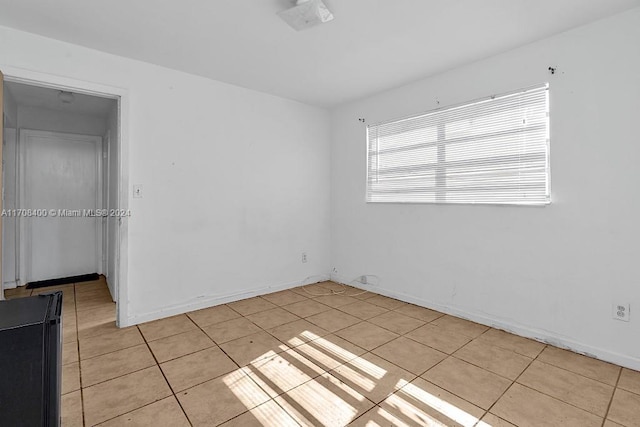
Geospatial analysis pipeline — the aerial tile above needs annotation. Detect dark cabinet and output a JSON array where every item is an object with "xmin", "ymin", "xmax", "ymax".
[{"xmin": 0, "ymin": 292, "xmax": 62, "ymax": 426}]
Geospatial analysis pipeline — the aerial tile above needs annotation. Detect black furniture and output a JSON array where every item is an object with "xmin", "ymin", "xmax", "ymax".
[{"xmin": 0, "ymin": 292, "xmax": 63, "ymax": 427}]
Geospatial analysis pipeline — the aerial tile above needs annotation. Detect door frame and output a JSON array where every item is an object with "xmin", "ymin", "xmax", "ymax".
[
  {"xmin": 1, "ymin": 65, "xmax": 130, "ymax": 327},
  {"xmin": 19, "ymin": 129, "xmax": 103, "ymax": 283}
]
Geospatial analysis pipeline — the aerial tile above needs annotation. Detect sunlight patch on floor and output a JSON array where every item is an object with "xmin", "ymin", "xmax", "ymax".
[
  {"xmin": 385, "ymin": 379, "xmax": 480, "ymax": 427},
  {"xmin": 226, "ymin": 330, "xmax": 484, "ymax": 426},
  {"xmin": 222, "ymin": 369, "xmax": 268, "ymax": 408}
]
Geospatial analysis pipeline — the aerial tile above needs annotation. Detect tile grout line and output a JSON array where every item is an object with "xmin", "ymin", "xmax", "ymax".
[
  {"xmin": 183, "ymin": 309, "xmax": 308, "ymax": 426},
  {"xmin": 70, "ymin": 282, "xmax": 88, "ymax": 427},
  {"xmin": 137, "ymin": 323, "xmax": 195, "ymax": 427},
  {"xmin": 188, "ymin": 299, "xmax": 371, "ymax": 426},
  {"xmin": 601, "ymin": 367, "xmax": 623, "ymax": 427},
  {"xmin": 478, "ymin": 341, "xmax": 548, "ymax": 425},
  {"xmin": 481, "ymin": 342, "xmax": 626, "ymax": 422}
]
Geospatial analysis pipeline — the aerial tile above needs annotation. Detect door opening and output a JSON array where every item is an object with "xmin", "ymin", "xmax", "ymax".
[{"xmin": 1, "ymin": 70, "xmax": 127, "ymax": 326}]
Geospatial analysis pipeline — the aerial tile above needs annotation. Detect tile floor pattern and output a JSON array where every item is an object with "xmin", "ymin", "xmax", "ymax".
[{"xmin": 5, "ymin": 279, "xmax": 640, "ymax": 426}]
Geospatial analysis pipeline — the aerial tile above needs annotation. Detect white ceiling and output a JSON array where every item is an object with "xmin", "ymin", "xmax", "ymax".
[
  {"xmin": 0, "ymin": 0, "xmax": 638, "ymax": 107},
  {"xmin": 5, "ymin": 81, "xmax": 116, "ymax": 117}
]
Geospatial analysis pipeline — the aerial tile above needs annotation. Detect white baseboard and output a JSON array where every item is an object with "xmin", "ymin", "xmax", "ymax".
[
  {"xmin": 331, "ymin": 274, "xmax": 640, "ymax": 371},
  {"xmin": 124, "ymin": 275, "xmax": 330, "ymax": 327}
]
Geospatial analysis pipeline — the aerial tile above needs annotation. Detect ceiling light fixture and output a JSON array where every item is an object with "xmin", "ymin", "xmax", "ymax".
[
  {"xmin": 277, "ymin": 0, "xmax": 334, "ymax": 31},
  {"xmin": 58, "ymin": 91, "xmax": 75, "ymax": 104}
]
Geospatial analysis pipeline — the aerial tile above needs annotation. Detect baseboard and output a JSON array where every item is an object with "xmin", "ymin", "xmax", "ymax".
[
  {"xmin": 125, "ymin": 275, "xmax": 330, "ymax": 327},
  {"xmin": 331, "ymin": 274, "xmax": 640, "ymax": 371}
]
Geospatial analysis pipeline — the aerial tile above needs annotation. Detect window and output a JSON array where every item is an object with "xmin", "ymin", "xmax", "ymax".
[{"xmin": 366, "ymin": 84, "xmax": 550, "ymax": 205}]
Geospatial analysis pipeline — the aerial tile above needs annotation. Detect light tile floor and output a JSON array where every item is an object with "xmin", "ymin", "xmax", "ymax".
[{"xmin": 5, "ymin": 279, "xmax": 640, "ymax": 426}]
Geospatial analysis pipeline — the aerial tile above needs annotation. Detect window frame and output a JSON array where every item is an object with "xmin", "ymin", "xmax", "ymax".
[{"xmin": 365, "ymin": 84, "xmax": 551, "ymax": 206}]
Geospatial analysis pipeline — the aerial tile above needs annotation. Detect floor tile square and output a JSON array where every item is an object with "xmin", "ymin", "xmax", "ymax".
[
  {"xmin": 138, "ymin": 314, "xmax": 198, "ymax": 342},
  {"xmin": 177, "ymin": 370, "xmax": 270, "ymax": 426},
  {"xmin": 83, "ymin": 366, "xmax": 172, "ymax": 426},
  {"xmin": 517, "ymin": 360, "xmax": 614, "ymax": 416},
  {"xmin": 292, "ymin": 334, "xmax": 367, "ymax": 371},
  {"xmin": 348, "ymin": 406, "xmax": 405, "ymax": 427},
  {"xmin": 331, "ymin": 352, "xmax": 416, "ymax": 404},
  {"xmin": 479, "ymin": 413, "xmax": 517, "ymax": 427},
  {"xmin": 379, "ymin": 377, "xmax": 485, "ymax": 427},
  {"xmin": 430, "ymin": 315, "xmax": 489, "ymax": 338},
  {"xmin": 312, "ymin": 294, "xmax": 359, "ymax": 308},
  {"xmin": 62, "ymin": 341, "xmax": 79, "ymax": 365},
  {"xmin": 63, "ymin": 321, "xmax": 78, "ymax": 344},
  {"xmin": 79, "ymin": 327, "xmax": 144, "ymax": 360},
  {"xmin": 405, "ymin": 323, "xmax": 471, "ymax": 354},
  {"xmin": 422, "ymin": 357, "xmax": 511, "ymax": 409},
  {"xmin": 227, "ymin": 297, "xmax": 277, "ymax": 316},
  {"xmin": 219, "ymin": 400, "xmax": 300, "ymax": 427},
  {"xmin": 61, "ymin": 390, "xmax": 83, "ymax": 427},
  {"xmin": 366, "ymin": 295, "xmax": 407, "ymax": 310},
  {"xmin": 373, "ymin": 337, "xmax": 446, "ymax": 375},
  {"xmin": 186, "ymin": 305, "xmax": 240, "ymax": 328},
  {"xmin": 202, "ymin": 317, "xmax": 262, "ymax": 344},
  {"xmin": 266, "ymin": 319, "xmax": 329, "ymax": 347},
  {"xmin": 369, "ymin": 310, "xmax": 425, "ymax": 335},
  {"xmin": 243, "ymin": 348, "xmax": 325, "ymax": 397},
  {"xmin": 246, "ymin": 307, "xmax": 300, "ymax": 330},
  {"xmin": 220, "ymin": 331, "xmax": 288, "ymax": 366},
  {"xmin": 334, "ymin": 321, "xmax": 398, "ymax": 351},
  {"xmin": 306, "ymin": 308, "xmax": 361, "ymax": 332},
  {"xmin": 476, "ymin": 328, "xmax": 545, "ymax": 358},
  {"xmin": 537, "ymin": 346, "xmax": 621, "ymax": 386},
  {"xmin": 62, "ymin": 362, "xmax": 80, "ymax": 395},
  {"xmin": 492, "ymin": 383, "xmax": 602, "ymax": 427},
  {"xmin": 606, "ymin": 388, "xmax": 640, "ymax": 427},
  {"xmin": 274, "ymin": 372, "xmax": 374, "ymax": 426},
  {"xmin": 96, "ymin": 396, "xmax": 190, "ymax": 426},
  {"xmin": 337, "ymin": 300, "xmax": 389, "ymax": 320},
  {"xmin": 618, "ymin": 368, "xmax": 640, "ymax": 395},
  {"xmin": 77, "ymin": 304, "xmax": 117, "ymax": 339},
  {"xmin": 161, "ymin": 347, "xmax": 238, "ymax": 392},
  {"xmin": 147, "ymin": 329, "xmax": 215, "ymax": 363},
  {"xmin": 454, "ymin": 339, "xmax": 532, "ymax": 380},
  {"xmin": 81, "ymin": 344, "xmax": 156, "ymax": 387},
  {"xmin": 282, "ymin": 299, "xmax": 332, "ymax": 318}
]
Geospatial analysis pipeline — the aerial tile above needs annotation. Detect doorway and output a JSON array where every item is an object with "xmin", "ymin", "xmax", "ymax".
[
  {"xmin": 1, "ymin": 69, "xmax": 128, "ymax": 326},
  {"xmin": 20, "ymin": 130, "xmax": 103, "ymax": 282}
]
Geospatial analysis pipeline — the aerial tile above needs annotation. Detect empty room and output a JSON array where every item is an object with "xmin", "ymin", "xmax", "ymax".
[{"xmin": 0, "ymin": 0, "xmax": 639, "ymax": 426}]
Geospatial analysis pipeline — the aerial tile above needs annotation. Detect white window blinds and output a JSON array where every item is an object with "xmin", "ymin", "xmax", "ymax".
[{"xmin": 366, "ymin": 84, "xmax": 550, "ymax": 205}]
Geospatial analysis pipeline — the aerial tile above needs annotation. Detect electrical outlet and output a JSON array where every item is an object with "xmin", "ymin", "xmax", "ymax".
[
  {"xmin": 613, "ymin": 303, "xmax": 630, "ymax": 322},
  {"xmin": 360, "ymin": 275, "xmax": 368, "ymax": 285},
  {"xmin": 301, "ymin": 252, "xmax": 307, "ymax": 263}
]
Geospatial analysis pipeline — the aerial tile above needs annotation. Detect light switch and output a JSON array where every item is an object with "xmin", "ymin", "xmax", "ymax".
[{"xmin": 133, "ymin": 184, "xmax": 143, "ymax": 198}]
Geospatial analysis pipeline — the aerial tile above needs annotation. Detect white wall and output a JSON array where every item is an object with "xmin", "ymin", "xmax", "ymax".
[
  {"xmin": 2, "ymin": 86, "xmax": 18, "ymax": 290},
  {"xmin": 3, "ymin": 84, "xmax": 18, "ymax": 128},
  {"xmin": 17, "ymin": 105, "xmax": 106, "ymax": 136},
  {"xmin": 2, "ymin": 127, "xmax": 17, "ymax": 289},
  {"xmin": 0, "ymin": 25, "xmax": 331, "ymax": 324},
  {"xmin": 105, "ymin": 103, "xmax": 118, "ymax": 300},
  {"xmin": 330, "ymin": 8, "xmax": 640, "ymax": 370}
]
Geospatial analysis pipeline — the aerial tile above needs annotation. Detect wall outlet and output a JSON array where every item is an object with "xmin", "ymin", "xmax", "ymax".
[
  {"xmin": 301, "ymin": 252, "xmax": 307, "ymax": 263},
  {"xmin": 360, "ymin": 275, "xmax": 368, "ymax": 285},
  {"xmin": 613, "ymin": 303, "xmax": 630, "ymax": 322}
]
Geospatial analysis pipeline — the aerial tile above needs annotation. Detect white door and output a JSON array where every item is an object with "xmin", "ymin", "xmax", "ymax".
[{"xmin": 21, "ymin": 130, "xmax": 102, "ymax": 282}]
